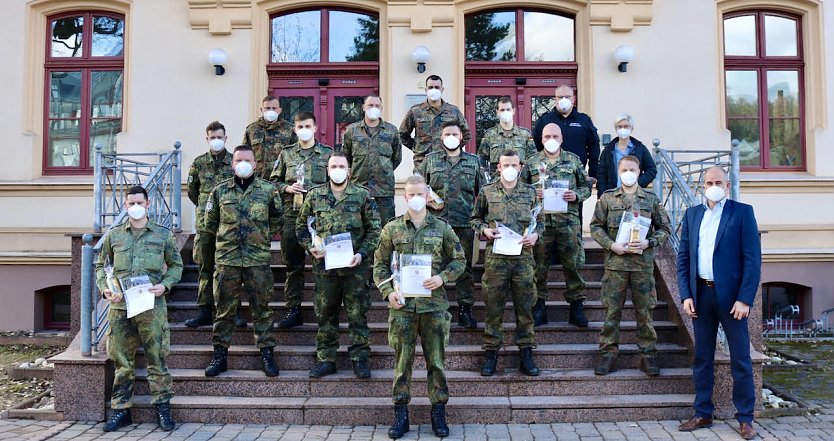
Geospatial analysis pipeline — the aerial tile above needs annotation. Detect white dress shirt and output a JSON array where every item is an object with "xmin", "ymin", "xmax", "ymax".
[{"xmin": 697, "ymin": 199, "xmax": 726, "ymax": 281}]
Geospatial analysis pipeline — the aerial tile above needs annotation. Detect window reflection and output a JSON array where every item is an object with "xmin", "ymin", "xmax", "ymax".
[
  {"xmin": 51, "ymin": 16, "xmax": 84, "ymax": 57},
  {"xmin": 465, "ymin": 11, "xmax": 516, "ymax": 61},
  {"xmin": 279, "ymin": 97, "xmax": 315, "ymax": 123},
  {"xmin": 724, "ymin": 15, "xmax": 757, "ymax": 56},
  {"xmin": 765, "ymin": 15, "xmax": 797, "ymax": 57},
  {"xmin": 91, "ymin": 71, "xmax": 124, "ymax": 118},
  {"xmin": 330, "ymin": 11, "xmax": 379, "ymax": 62},
  {"xmin": 524, "ymin": 12, "xmax": 574, "ymax": 61},
  {"xmin": 767, "ymin": 71, "xmax": 799, "ymax": 117},
  {"xmin": 474, "ymin": 96, "xmax": 502, "ymax": 150},
  {"xmin": 725, "ymin": 70, "xmax": 759, "ymax": 117},
  {"xmin": 728, "ymin": 119, "xmax": 761, "ymax": 167},
  {"xmin": 92, "ymin": 16, "xmax": 124, "ymax": 57},
  {"xmin": 271, "ymin": 10, "xmax": 321, "ymax": 62}
]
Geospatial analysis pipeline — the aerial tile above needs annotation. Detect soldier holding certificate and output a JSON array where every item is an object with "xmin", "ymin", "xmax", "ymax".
[
  {"xmin": 296, "ymin": 152, "xmax": 381, "ymax": 379},
  {"xmin": 373, "ymin": 175, "xmax": 465, "ymax": 439}
]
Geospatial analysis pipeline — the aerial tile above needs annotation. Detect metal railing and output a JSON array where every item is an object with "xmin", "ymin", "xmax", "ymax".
[{"xmin": 79, "ymin": 142, "xmax": 182, "ymax": 355}]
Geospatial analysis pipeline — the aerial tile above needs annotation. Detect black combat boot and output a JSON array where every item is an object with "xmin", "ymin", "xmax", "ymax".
[
  {"xmin": 277, "ymin": 306, "xmax": 302, "ymax": 329},
  {"xmin": 640, "ymin": 354, "xmax": 660, "ymax": 377},
  {"xmin": 568, "ymin": 300, "xmax": 589, "ymax": 327},
  {"xmin": 457, "ymin": 304, "xmax": 477, "ymax": 329},
  {"xmin": 234, "ymin": 308, "xmax": 247, "ymax": 328},
  {"xmin": 480, "ymin": 350, "xmax": 498, "ymax": 376},
  {"xmin": 388, "ymin": 404, "xmax": 410, "ymax": 439},
  {"xmin": 431, "ymin": 404, "xmax": 450, "ymax": 437},
  {"xmin": 309, "ymin": 361, "xmax": 337, "ymax": 378},
  {"xmin": 352, "ymin": 359, "xmax": 371, "ymax": 379},
  {"xmin": 184, "ymin": 305, "xmax": 213, "ymax": 328},
  {"xmin": 519, "ymin": 347, "xmax": 540, "ymax": 376},
  {"xmin": 103, "ymin": 409, "xmax": 132, "ymax": 432},
  {"xmin": 260, "ymin": 346, "xmax": 279, "ymax": 377},
  {"xmin": 156, "ymin": 402, "xmax": 175, "ymax": 431},
  {"xmin": 594, "ymin": 353, "xmax": 617, "ymax": 376},
  {"xmin": 204, "ymin": 345, "xmax": 228, "ymax": 377},
  {"xmin": 532, "ymin": 298, "xmax": 548, "ymax": 326}
]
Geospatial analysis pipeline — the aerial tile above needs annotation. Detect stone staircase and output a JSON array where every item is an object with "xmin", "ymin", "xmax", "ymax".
[{"xmin": 123, "ymin": 237, "xmax": 695, "ymax": 425}]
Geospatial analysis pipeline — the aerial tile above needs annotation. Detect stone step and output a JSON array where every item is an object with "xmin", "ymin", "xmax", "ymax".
[
  {"xmin": 177, "ymin": 263, "xmax": 607, "ymax": 284},
  {"xmin": 167, "ymin": 299, "xmax": 671, "ymax": 324},
  {"xmin": 166, "ymin": 320, "xmax": 681, "ymax": 347},
  {"xmin": 133, "ymin": 367, "xmax": 694, "ymax": 398},
  {"xmin": 168, "ymin": 281, "xmax": 605, "ymax": 302},
  {"xmin": 137, "ymin": 343, "xmax": 690, "ymax": 372},
  {"xmin": 130, "ymin": 393, "xmax": 694, "ymax": 425}
]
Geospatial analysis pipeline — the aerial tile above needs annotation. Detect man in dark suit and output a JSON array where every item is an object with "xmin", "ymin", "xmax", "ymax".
[{"xmin": 676, "ymin": 166, "xmax": 761, "ymax": 440}]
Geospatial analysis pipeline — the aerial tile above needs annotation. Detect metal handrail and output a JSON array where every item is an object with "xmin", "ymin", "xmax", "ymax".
[{"xmin": 80, "ymin": 142, "xmax": 182, "ymax": 355}]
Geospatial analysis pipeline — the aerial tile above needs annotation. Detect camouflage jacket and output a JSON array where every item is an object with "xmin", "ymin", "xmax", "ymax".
[
  {"xmin": 471, "ymin": 180, "xmax": 545, "ymax": 259},
  {"xmin": 295, "ymin": 182, "xmax": 381, "ymax": 274},
  {"xmin": 521, "ymin": 149, "xmax": 590, "ymax": 226},
  {"xmin": 187, "ymin": 149, "xmax": 233, "ymax": 230},
  {"xmin": 95, "ymin": 220, "xmax": 184, "ymax": 311},
  {"xmin": 269, "ymin": 142, "xmax": 333, "ymax": 214},
  {"xmin": 342, "ymin": 119, "xmax": 402, "ymax": 197},
  {"xmin": 373, "ymin": 212, "xmax": 466, "ymax": 314},
  {"xmin": 398, "ymin": 100, "xmax": 471, "ymax": 167},
  {"xmin": 204, "ymin": 177, "xmax": 284, "ymax": 267},
  {"xmin": 242, "ymin": 118, "xmax": 297, "ymax": 179},
  {"xmin": 419, "ymin": 150, "xmax": 483, "ymax": 227},
  {"xmin": 477, "ymin": 125, "xmax": 537, "ymax": 171},
  {"xmin": 590, "ymin": 186, "xmax": 671, "ymax": 271}
]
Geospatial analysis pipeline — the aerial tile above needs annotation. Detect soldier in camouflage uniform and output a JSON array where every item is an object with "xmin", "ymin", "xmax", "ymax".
[
  {"xmin": 95, "ymin": 186, "xmax": 183, "ymax": 432},
  {"xmin": 521, "ymin": 123, "xmax": 590, "ymax": 328},
  {"xmin": 471, "ymin": 150, "xmax": 544, "ymax": 378},
  {"xmin": 296, "ymin": 152, "xmax": 381, "ymax": 379},
  {"xmin": 478, "ymin": 97, "xmax": 537, "ymax": 176},
  {"xmin": 203, "ymin": 145, "xmax": 283, "ymax": 378},
  {"xmin": 590, "ymin": 155, "xmax": 671, "ymax": 377},
  {"xmin": 185, "ymin": 121, "xmax": 244, "ymax": 328},
  {"xmin": 342, "ymin": 95, "xmax": 402, "ymax": 224},
  {"xmin": 419, "ymin": 121, "xmax": 483, "ymax": 329},
  {"xmin": 242, "ymin": 95, "xmax": 298, "ymax": 179},
  {"xmin": 270, "ymin": 112, "xmax": 334, "ymax": 329},
  {"xmin": 374, "ymin": 175, "xmax": 465, "ymax": 439},
  {"xmin": 399, "ymin": 75, "xmax": 471, "ymax": 171}
]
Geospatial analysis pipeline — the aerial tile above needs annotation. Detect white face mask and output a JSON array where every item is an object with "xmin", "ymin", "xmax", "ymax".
[
  {"xmin": 263, "ymin": 110, "xmax": 279, "ymax": 123},
  {"xmin": 127, "ymin": 204, "xmax": 146, "ymax": 221},
  {"xmin": 329, "ymin": 168, "xmax": 348, "ymax": 185},
  {"xmin": 365, "ymin": 107, "xmax": 381, "ymax": 121},
  {"xmin": 544, "ymin": 139, "xmax": 561, "ymax": 154},
  {"xmin": 620, "ymin": 170, "xmax": 638, "ymax": 187},
  {"xmin": 407, "ymin": 195, "xmax": 427, "ymax": 212},
  {"xmin": 557, "ymin": 97, "xmax": 573, "ymax": 113},
  {"xmin": 617, "ymin": 128, "xmax": 632, "ymax": 139},
  {"xmin": 705, "ymin": 185, "xmax": 726, "ymax": 202},
  {"xmin": 234, "ymin": 161, "xmax": 254, "ymax": 179},
  {"xmin": 498, "ymin": 111, "xmax": 514, "ymax": 124},
  {"xmin": 426, "ymin": 88, "xmax": 442, "ymax": 101},
  {"xmin": 297, "ymin": 128, "xmax": 314, "ymax": 142},
  {"xmin": 209, "ymin": 139, "xmax": 225, "ymax": 152},
  {"xmin": 501, "ymin": 166, "xmax": 519, "ymax": 182},
  {"xmin": 442, "ymin": 136, "xmax": 460, "ymax": 150}
]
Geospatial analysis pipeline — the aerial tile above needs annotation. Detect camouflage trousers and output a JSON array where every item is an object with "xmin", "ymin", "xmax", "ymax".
[
  {"xmin": 375, "ymin": 196, "xmax": 396, "ymax": 226},
  {"xmin": 453, "ymin": 227, "xmax": 475, "ymax": 307},
  {"xmin": 281, "ymin": 214, "xmax": 306, "ymax": 309},
  {"xmin": 107, "ymin": 297, "xmax": 172, "ymax": 409},
  {"xmin": 313, "ymin": 264, "xmax": 372, "ymax": 363},
  {"xmin": 534, "ymin": 221, "xmax": 586, "ymax": 303},
  {"xmin": 192, "ymin": 231, "xmax": 216, "ymax": 308},
  {"xmin": 212, "ymin": 265, "xmax": 276, "ymax": 348},
  {"xmin": 388, "ymin": 309, "xmax": 451, "ymax": 405},
  {"xmin": 599, "ymin": 269, "xmax": 657, "ymax": 355},
  {"xmin": 482, "ymin": 255, "xmax": 536, "ymax": 351}
]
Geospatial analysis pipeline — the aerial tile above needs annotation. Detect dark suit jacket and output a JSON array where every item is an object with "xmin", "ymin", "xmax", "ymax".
[{"xmin": 676, "ymin": 199, "xmax": 761, "ymax": 311}]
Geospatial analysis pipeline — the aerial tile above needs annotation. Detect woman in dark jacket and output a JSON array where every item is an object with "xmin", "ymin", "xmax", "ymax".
[{"xmin": 596, "ymin": 114, "xmax": 657, "ymax": 197}]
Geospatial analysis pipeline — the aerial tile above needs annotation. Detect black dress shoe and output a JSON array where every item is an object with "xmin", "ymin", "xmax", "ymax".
[{"xmin": 103, "ymin": 409, "xmax": 132, "ymax": 432}]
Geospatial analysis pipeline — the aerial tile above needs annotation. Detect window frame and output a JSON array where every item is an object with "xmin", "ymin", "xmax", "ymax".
[
  {"xmin": 43, "ymin": 11, "xmax": 125, "ymax": 176},
  {"xmin": 723, "ymin": 10, "xmax": 805, "ymax": 171}
]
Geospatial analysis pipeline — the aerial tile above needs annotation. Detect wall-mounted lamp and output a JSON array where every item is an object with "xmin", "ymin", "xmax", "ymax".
[
  {"xmin": 411, "ymin": 46, "xmax": 431, "ymax": 73},
  {"xmin": 614, "ymin": 45, "xmax": 634, "ymax": 73},
  {"xmin": 208, "ymin": 48, "xmax": 228, "ymax": 76}
]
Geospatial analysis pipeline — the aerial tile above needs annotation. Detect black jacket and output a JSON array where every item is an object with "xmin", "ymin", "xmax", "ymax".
[
  {"xmin": 596, "ymin": 137, "xmax": 657, "ymax": 197},
  {"xmin": 533, "ymin": 108, "xmax": 600, "ymax": 178}
]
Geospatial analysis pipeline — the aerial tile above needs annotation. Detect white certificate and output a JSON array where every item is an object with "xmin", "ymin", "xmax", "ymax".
[
  {"xmin": 121, "ymin": 275, "xmax": 155, "ymax": 318},
  {"xmin": 615, "ymin": 214, "xmax": 651, "ymax": 244},
  {"xmin": 543, "ymin": 180, "xmax": 569, "ymax": 214},
  {"xmin": 400, "ymin": 254, "xmax": 432, "ymax": 297},
  {"xmin": 492, "ymin": 224, "xmax": 523, "ymax": 256},
  {"xmin": 324, "ymin": 232, "xmax": 354, "ymax": 270}
]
